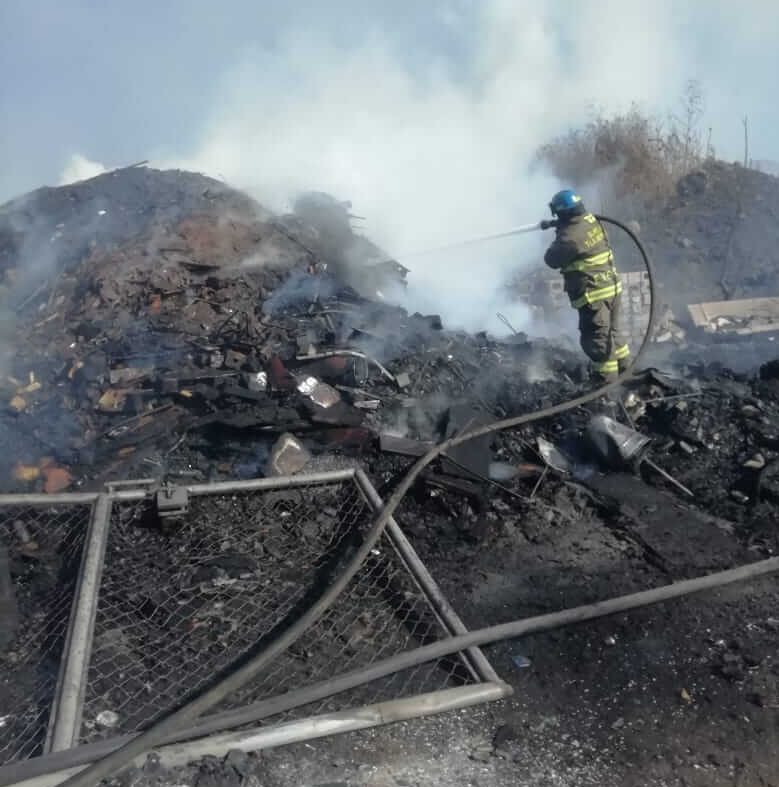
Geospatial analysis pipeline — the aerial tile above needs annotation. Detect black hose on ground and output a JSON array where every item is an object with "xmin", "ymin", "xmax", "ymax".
[{"xmin": 60, "ymin": 216, "xmax": 658, "ymax": 787}]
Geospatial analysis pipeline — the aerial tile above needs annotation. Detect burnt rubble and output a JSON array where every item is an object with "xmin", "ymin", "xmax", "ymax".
[
  {"xmin": 0, "ymin": 166, "xmax": 577, "ymax": 493},
  {"xmin": 3, "ymin": 165, "xmax": 779, "ymax": 787},
  {"xmin": 0, "ymin": 166, "xmax": 777, "ymax": 555}
]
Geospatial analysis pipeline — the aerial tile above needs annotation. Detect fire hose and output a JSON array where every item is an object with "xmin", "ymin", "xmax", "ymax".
[{"xmin": 54, "ymin": 217, "xmax": 779, "ymax": 787}]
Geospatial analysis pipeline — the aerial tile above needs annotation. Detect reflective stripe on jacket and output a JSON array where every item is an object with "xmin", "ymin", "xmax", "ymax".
[{"xmin": 544, "ymin": 213, "xmax": 621, "ymax": 309}]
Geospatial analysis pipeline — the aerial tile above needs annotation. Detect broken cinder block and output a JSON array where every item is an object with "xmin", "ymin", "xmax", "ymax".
[
  {"xmin": 395, "ymin": 372, "xmax": 411, "ymax": 389},
  {"xmin": 268, "ymin": 433, "xmax": 311, "ymax": 477}
]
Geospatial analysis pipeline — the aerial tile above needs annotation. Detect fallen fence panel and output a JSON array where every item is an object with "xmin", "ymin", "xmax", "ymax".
[{"xmin": 0, "ymin": 470, "xmax": 508, "ymax": 783}]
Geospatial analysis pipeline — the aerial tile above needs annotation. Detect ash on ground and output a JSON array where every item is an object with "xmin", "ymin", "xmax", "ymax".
[{"xmin": 1, "ymin": 165, "xmax": 779, "ymax": 787}]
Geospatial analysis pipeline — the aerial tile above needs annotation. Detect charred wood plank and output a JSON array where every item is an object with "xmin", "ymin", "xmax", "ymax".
[
  {"xmin": 379, "ymin": 434, "xmax": 435, "ymax": 457},
  {"xmin": 420, "ymin": 471, "xmax": 485, "ymax": 502},
  {"xmin": 440, "ymin": 404, "xmax": 492, "ymax": 481}
]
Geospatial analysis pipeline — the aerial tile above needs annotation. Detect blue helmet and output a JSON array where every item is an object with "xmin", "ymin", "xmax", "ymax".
[{"xmin": 549, "ymin": 189, "xmax": 585, "ymax": 217}]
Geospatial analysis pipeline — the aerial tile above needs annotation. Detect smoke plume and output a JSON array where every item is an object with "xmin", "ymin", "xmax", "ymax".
[
  {"xmin": 4, "ymin": 1, "xmax": 778, "ymax": 336},
  {"xmin": 59, "ymin": 154, "xmax": 108, "ymax": 186},
  {"xmin": 159, "ymin": 2, "xmax": 690, "ymax": 335}
]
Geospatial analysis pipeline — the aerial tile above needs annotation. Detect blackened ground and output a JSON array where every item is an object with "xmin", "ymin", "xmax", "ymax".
[
  {"xmin": 104, "ymin": 440, "xmax": 779, "ymax": 787},
  {"xmin": 2, "ymin": 165, "xmax": 778, "ymax": 785},
  {"xmin": 4, "ymin": 347, "xmax": 779, "ymax": 786}
]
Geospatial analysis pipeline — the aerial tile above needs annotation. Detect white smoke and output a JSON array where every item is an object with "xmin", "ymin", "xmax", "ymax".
[
  {"xmin": 155, "ymin": 2, "xmax": 692, "ymax": 335},
  {"xmin": 56, "ymin": 1, "xmax": 741, "ymax": 335},
  {"xmin": 59, "ymin": 154, "xmax": 108, "ymax": 185}
]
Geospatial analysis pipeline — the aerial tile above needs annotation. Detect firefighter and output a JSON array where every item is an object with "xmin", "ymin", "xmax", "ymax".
[{"xmin": 543, "ymin": 189, "xmax": 630, "ymax": 382}]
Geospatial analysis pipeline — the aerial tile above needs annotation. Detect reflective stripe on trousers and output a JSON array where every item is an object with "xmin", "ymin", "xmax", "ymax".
[
  {"xmin": 571, "ymin": 280, "xmax": 623, "ymax": 309},
  {"xmin": 595, "ymin": 358, "xmax": 619, "ymax": 374},
  {"xmin": 594, "ymin": 344, "xmax": 630, "ymax": 374}
]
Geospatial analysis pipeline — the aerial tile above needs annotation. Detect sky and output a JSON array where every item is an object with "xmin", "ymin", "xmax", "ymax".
[{"xmin": 2, "ymin": 0, "xmax": 779, "ymax": 332}]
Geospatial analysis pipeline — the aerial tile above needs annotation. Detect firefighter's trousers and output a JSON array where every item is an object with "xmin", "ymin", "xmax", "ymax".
[{"xmin": 577, "ymin": 296, "xmax": 630, "ymax": 381}]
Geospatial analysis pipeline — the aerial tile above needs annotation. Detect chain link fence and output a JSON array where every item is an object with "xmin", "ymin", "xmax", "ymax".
[
  {"xmin": 80, "ymin": 476, "xmax": 489, "ymax": 743},
  {"xmin": 0, "ymin": 471, "xmax": 507, "ymax": 777},
  {"xmin": 0, "ymin": 501, "xmax": 93, "ymax": 765}
]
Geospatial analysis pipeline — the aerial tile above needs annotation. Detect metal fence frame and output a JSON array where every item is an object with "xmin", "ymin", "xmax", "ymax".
[
  {"xmin": 46, "ymin": 496, "xmax": 111, "ymax": 754},
  {"xmin": 0, "ymin": 493, "xmax": 100, "ymax": 767},
  {"xmin": 0, "ymin": 469, "xmax": 510, "ymax": 786}
]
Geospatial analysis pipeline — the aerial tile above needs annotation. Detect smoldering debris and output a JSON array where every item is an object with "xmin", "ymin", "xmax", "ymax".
[
  {"xmin": 0, "ymin": 165, "xmax": 776, "ymax": 558},
  {"xmin": 2, "ymin": 160, "xmax": 779, "ymax": 787},
  {"xmin": 0, "ymin": 166, "xmax": 574, "ymax": 491}
]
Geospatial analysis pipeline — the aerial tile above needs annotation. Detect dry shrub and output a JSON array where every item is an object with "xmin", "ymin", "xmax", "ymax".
[{"xmin": 536, "ymin": 81, "xmax": 708, "ymax": 207}]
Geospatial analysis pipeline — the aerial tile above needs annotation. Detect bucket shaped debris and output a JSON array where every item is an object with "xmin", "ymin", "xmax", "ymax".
[{"xmin": 586, "ymin": 415, "xmax": 652, "ymax": 470}]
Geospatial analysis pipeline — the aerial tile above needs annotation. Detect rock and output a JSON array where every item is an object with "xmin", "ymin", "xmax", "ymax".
[
  {"xmin": 224, "ymin": 749, "xmax": 250, "ymax": 777},
  {"xmin": 716, "ymin": 652, "xmax": 746, "ymax": 682},
  {"xmin": 96, "ymin": 710, "xmax": 120, "ymax": 728},
  {"xmin": 492, "ymin": 724, "xmax": 519, "ymax": 748},
  {"xmin": 395, "ymin": 372, "xmax": 411, "ymax": 389},
  {"xmin": 268, "ymin": 433, "xmax": 311, "ymax": 477},
  {"xmin": 468, "ymin": 740, "xmax": 494, "ymax": 763},
  {"xmin": 195, "ymin": 756, "xmax": 242, "ymax": 787}
]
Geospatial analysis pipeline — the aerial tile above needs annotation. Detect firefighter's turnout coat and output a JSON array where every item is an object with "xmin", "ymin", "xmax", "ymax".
[{"xmin": 544, "ymin": 212, "xmax": 629, "ymax": 377}]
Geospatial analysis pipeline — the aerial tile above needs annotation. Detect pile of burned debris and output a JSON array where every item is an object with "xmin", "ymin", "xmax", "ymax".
[
  {"xmin": 0, "ymin": 166, "xmax": 577, "ymax": 490},
  {"xmin": 0, "ymin": 166, "xmax": 778, "ymax": 554}
]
